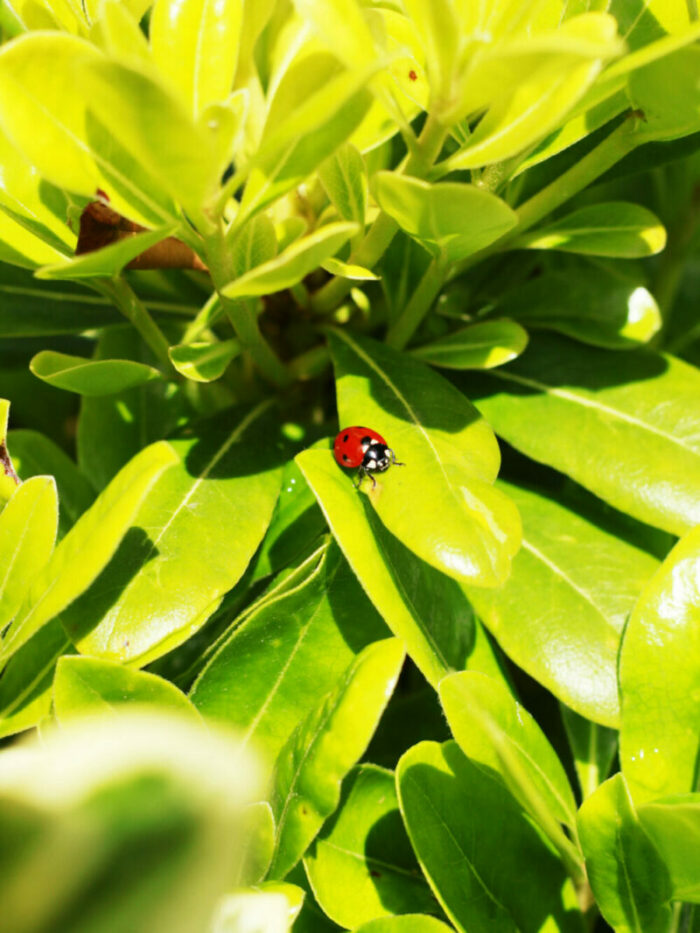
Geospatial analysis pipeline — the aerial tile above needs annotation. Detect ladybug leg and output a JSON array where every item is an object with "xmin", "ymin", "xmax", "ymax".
[
  {"xmin": 354, "ymin": 467, "xmax": 365, "ymax": 490},
  {"xmin": 388, "ymin": 449, "xmax": 405, "ymax": 467}
]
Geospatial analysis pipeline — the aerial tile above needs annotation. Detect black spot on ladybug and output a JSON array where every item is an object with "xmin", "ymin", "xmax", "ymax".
[
  {"xmin": 370, "ymin": 869, "xmax": 382, "ymax": 878},
  {"xmin": 343, "ymin": 454, "xmax": 350, "ymax": 463},
  {"xmin": 408, "ymin": 69, "xmax": 417, "ymax": 82},
  {"xmin": 343, "ymin": 433, "xmax": 349, "ymax": 441}
]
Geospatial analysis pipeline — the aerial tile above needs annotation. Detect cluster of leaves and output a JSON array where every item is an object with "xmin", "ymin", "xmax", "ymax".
[{"xmin": 0, "ymin": 0, "xmax": 699, "ymax": 930}]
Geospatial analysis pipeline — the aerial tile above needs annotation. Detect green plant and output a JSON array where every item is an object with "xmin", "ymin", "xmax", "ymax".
[{"xmin": 0, "ymin": 0, "xmax": 699, "ymax": 930}]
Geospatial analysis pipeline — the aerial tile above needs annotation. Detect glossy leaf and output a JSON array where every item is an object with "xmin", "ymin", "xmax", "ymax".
[
  {"xmin": 374, "ymin": 175, "xmax": 517, "ymax": 263},
  {"xmin": 77, "ymin": 326, "xmax": 190, "ymax": 490},
  {"xmin": 150, "ymin": 0, "xmax": 243, "ymax": 116},
  {"xmin": 304, "ymin": 764, "xmax": 437, "ymax": 928},
  {"xmin": 411, "ymin": 320, "xmax": 528, "ymax": 370},
  {"xmin": 0, "ymin": 619, "xmax": 70, "ymax": 739},
  {"xmin": 191, "ymin": 541, "xmax": 387, "ymax": 765},
  {"xmin": 0, "ymin": 710, "xmax": 259, "ymax": 933},
  {"xmin": 321, "ymin": 258, "xmax": 379, "ymax": 281},
  {"xmin": 249, "ymin": 459, "xmax": 326, "ymax": 585},
  {"xmin": 7, "ymin": 429, "xmax": 95, "ymax": 536},
  {"xmin": 297, "ymin": 448, "xmax": 476, "ymax": 688},
  {"xmin": 440, "ymin": 671, "xmax": 577, "ymax": 832},
  {"xmin": 639, "ymin": 795, "xmax": 700, "ymax": 903},
  {"xmin": 0, "ymin": 265, "xmax": 121, "ymax": 337},
  {"xmin": 560, "ymin": 705, "xmax": 618, "ymax": 800},
  {"xmin": 353, "ymin": 919, "xmax": 454, "ymax": 933},
  {"xmin": 223, "ymin": 223, "xmax": 358, "ymax": 299},
  {"xmin": 328, "ymin": 330, "xmax": 521, "ymax": 587},
  {"xmin": 578, "ymin": 774, "xmax": 672, "ymax": 933},
  {"xmin": 211, "ymin": 887, "xmax": 302, "ymax": 933},
  {"xmin": 0, "ymin": 441, "xmax": 177, "ymax": 667},
  {"xmin": 318, "ymin": 144, "xmax": 367, "ymax": 227},
  {"xmin": 620, "ymin": 525, "xmax": 700, "ymax": 803},
  {"xmin": 517, "ymin": 203, "xmax": 666, "ymax": 258},
  {"xmin": 462, "ymin": 333, "xmax": 700, "ymax": 535},
  {"xmin": 0, "ymin": 477, "xmax": 57, "ymax": 632},
  {"xmin": 169, "ymin": 339, "xmax": 241, "ymax": 383},
  {"xmin": 0, "ymin": 400, "xmax": 19, "ymax": 505},
  {"xmin": 53, "ymin": 655, "xmax": 199, "ymax": 722},
  {"xmin": 30, "ymin": 350, "xmax": 162, "ymax": 396},
  {"xmin": 80, "ymin": 59, "xmax": 219, "ymax": 217},
  {"xmin": 397, "ymin": 741, "xmax": 581, "ymax": 933},
  {"xmin": 240, "ymin": 54, "xmax": 373, "ymax": 220},
  {"xmin": 494, "ymin": 265, "xmax": 662, "ymax": 348},
  {"xmin": 267, "ymin": 637, "xmax": 404, "ymax": 880},
  {"xmin": 0, "ymin": 34, "xmax": 102, "ymax": 197},
  {"xmin": 35, "ymin": 226, "xmax": 178, "ymax": 280},
  {"xmin": 464, "ymin": 480, "xmax": 659, "ymax": 726},
  {"xmin": 63, "ymin": 403, "xmax": 284, "ymax": 667},
  {"xmin": 628, "ymin": 46, "xmax": 700, "ymax": 143}
]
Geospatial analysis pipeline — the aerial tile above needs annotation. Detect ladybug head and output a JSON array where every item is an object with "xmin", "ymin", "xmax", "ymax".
[{"xmin": 362, "ymin": 442, "xmax": 392, "ymax": 474}]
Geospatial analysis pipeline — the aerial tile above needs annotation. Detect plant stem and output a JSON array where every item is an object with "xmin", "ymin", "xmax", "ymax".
[
  {"xmin": 205, "ymin": 228, "xmax": 291, "ymax": 387},
  {"xmin": 385, "ymin": 255, "xmax": 446, "ymax": 348},
  {"xmin": 310, "ymin": 113, "xmax": 449, "ymax": 314},
  {"xmin": 98, "ymin": 277, "xmax": 174, "ymax": 373},
  {"xmin": 452, "ymin": 120, "xmax": 640, "ymax": 279},
  {"xmin": 183, "ymin": 292, "xmax": 224, "ymax": 343}
]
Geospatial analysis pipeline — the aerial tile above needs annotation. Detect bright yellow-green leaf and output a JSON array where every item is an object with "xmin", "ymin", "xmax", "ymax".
[
  {"xmin": 150, "ymin": 0, "xmax": 243, "ymax": 116},
  {"xmin": 411, "ymin": 320, "xmax": 528, "ymax": 369},
  {"xmin": 36, "ymin": 226, "xmax": 178, "ymax": 280},
  {"xmin": 30, "ymin": 351, "xmax": 162, "ymax": 396},
  {"xmin": 0, "ymin": 477, "xmax": 57, "ymax": 633},
  {"xmin": 320, "ymin": 258, "xmax": 379, "ymax": 280},
  {"xmin": 223, "ymin": 223, "xmax": 358, "ymax": 298},
  {"xmin": 0, "ymin": 400, "xmax": 20, "ymax": 506},
  {"xmin": 0, "ymin": 442, "xmax": 177, "ymax": 666},
  {"xmin": 318, "ymin": 143, "xmax": 367, "ymax": 226},
  {"xmin": 517, "ymin": 203, "xmax": 666, "ymax": 257},
  {"xmin": 168, "ymin": 339, "xmax": 241, "ymax": 383}
]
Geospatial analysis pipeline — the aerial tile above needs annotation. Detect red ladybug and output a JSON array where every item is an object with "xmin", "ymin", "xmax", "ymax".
[{"xmin": 333, "ymin": 426, "xmax": 404, "ymax": 488}]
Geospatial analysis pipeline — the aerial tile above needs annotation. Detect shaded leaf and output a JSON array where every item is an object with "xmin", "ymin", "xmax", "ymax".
[
  {"xmin": 411, "ymin": 320, "xmax": 528, "ymax": 370},
  {"xmin": 30, "ymin": 350, "xmax": 162, "ymax": 396}
]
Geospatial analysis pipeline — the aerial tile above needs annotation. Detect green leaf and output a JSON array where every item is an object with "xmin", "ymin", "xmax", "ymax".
[
  {"xmin": 494, "ymin": 264, "xmax": 662, "ymax": 348},
  {"xmin": 464, "ymin": 480, "xmax": 659, "ymax": 726},
  {"xmin": 318, "ymin": 144, "xmax": 367, "ymax": 227},
  {"xmin": 440, "ymin": 671, "xmax": 577, "ymax": 832},
  {"xmin": 240, "ymin": 54, "xmax": 373, "ymax": 221},
  {"xmin": 396, "ymin": 741, "xmax": 581, "ymax": 933},
  {"xmin": 249, "ymin": 459, "xmax": 327, "ymax": 585},
  {"xmin": 620, "ymin": 525, "xmax": 700, "ymax": 803},
  {"xmin": 628, "ymin": 45, "xmax": 700, "ymax": 143},
  {"xmin": 577, "ymin": 774, "xmax": 672, "ymax": 933},
  {"xmin": 150, "ymin": 0, "xmax": 243, "ymax": 116},
  {"xmin": 53, "ymin": 656, "xmax": 199, "ymax": 722},
  {"xmin": 35, "ymin": 226, "xmax": 178, "ymax": 279},
  {"xmin": 353, "ymin": 918, "xmax": 454, "ymax": 933},
  {"xmin": 560, "ymin": 705, "xmax": 618, "ymax": 800},
  {"xmin": 0, "ymin": 441, "xmax": 177, "ymax": 667},
  {"xmin": 267, "ymin": 637, "xmax": 404, "ymax": 880},
  {"xmin": 0, "ymin": 33, "xmax": 103, "ymax": 197},
  {"xmin": 304, "ymin": 764, "xmax": 437, "ymax": 928},
  {"xmin": 30, "ymin": 351, "xmax": 162, "ymax": 396},
  {"xmin": 327, "ymin": 330, "xmax": 521, "ymax": 588},
  {"xmin": 0, "ymin": 619, "xmax": 70, "ymax": 739},
  {"xmin": 411, "ymin": 320, "xmax": 528, "ymax": 370},
  {"xmin": 222, "ymin": 223, "xmax": 358, "ymax": 299},
  {"xmin": 639, "ymin": 795, "xmax": 700, "ymax": 904},
  {"xmin": 320, "ymin": 258, "xmax": 379, "ymax": 281},
  {"xmin": 191, "ymin": 541, "xmax": 387, "ymax": 765},
  {"xmin": 374, "ymin": 175, "xmax": 517, "ymax": 263},
  {"xmin": 462, "ymin": 333, "xmax": 700, "ymax": 536},
  {"xmin": 0, "ymin": 265, "xmax": 121, "ymax": 337},
  {"xmin": 77, "ymin": 327, "xmax": 190, "ymax": 490},
  {"xmin": 80, "ymin": 59, "xmax": 219, "ymax": 218},
  {"xmin": 0, "ymin": 477, "xmax": 57, "ymax": 632},
  {"xmin": 516, "ymin": 203, "xmax": 667, "ymax": 257},
  {"xmin": 8, "ymin": 429, "xmax": 95, "ymax": 536},
  {"xmin": 168, "ymin": 339, "xmax": 241, "ymax": 383},
  {"xmin": 239, "ymin": 801, "xmax": 275, "ymax": 886},
  {"xmin": 296, "ymin": 447, "xmax": 476, "ymax": 689},
  {"xmin": 0, "ymin": 710, "xmax": 259, "ymax": 933},
  {"xmin": 64, "ymin": 403, "xmax": 283, "ymax": 667}
]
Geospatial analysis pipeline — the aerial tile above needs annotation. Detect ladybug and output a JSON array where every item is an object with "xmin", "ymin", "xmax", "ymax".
[{"xmin": 333, "ymin": 426, "xmax": 404, "ymax": 488}]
